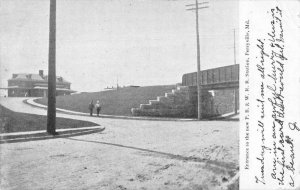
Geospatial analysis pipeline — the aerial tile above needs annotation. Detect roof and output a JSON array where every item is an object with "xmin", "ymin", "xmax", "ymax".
[
  {"xmin": 34, "ymin": 86, "xmax": 76, "ymax": 92},
  {"xmin": 13, "ymin": 74, "xmax": 44, "ymax": 81},
  {"xmin": 0, "ymin": 86, "xmax": 32, "ymax": 89},
  {"xmin": 8, "ymin": 73, "xmax": 70, "ymax": 84}
]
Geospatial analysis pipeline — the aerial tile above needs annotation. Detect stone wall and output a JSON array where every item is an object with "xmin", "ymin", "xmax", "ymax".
[
  {"xmin": 211, "ymin": 89, "xmax": 239, "ymax": 115},
  {"xmin": 131, "ymin": 86, "xmax": 194, "ymax": 118},
  {"xmin": 131, "ymin": 86, "xmax": 239, "ymax": 118}
]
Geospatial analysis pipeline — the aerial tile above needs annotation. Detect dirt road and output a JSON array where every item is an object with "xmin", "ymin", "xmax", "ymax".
[{"xmin": 0, "ymin": 98, "xmax": 239, "ymax": 190}]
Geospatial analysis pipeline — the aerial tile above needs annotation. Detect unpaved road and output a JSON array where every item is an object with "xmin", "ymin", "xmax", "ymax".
[{"xmin": 0, "ymin": 98, "xmax": 239, "ymax": 190}]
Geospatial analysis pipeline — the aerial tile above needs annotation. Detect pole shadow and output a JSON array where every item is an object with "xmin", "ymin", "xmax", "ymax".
[{"xmin": 64, "ymin": 137, "xmax": 238, "ymax": 171}]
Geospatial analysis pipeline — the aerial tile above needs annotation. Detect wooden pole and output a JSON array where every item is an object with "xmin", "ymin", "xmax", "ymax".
[
  {"xmin": 47, "ymin": 0, "xmax": 57, "ymax": 135},
  {"xmin": 196, "ymin": 0, "xmax": 202, "ymax": 120},
  {"xmin": 185, "ymin": 2, "xmax": 208, "ymax": 120}
]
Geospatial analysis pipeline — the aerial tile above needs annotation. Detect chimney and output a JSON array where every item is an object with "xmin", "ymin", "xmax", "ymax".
[
  {"xmin": 12, "ymin": 74, "xmax": 17, "ymax": 78},
  {"xmin": 39, "ymin": 70, "xmax": 44, "ymax": 78}
]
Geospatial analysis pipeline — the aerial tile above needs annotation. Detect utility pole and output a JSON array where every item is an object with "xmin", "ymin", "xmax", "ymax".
[
  {"xmin": 186, "ymin": 1, "xmax": 209, "ymax": 120},
  {"xmin": 47, "ymin": 0, "xmax": 57, "ymax": 135},
  {"xmin": 233, "ymin": 28, "xmax": 238, "ymax": 114}
]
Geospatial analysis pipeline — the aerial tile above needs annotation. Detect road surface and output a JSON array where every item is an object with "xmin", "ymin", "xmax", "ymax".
[{"xmin": 0, "ymin": 97, "xmax": 239, "ymax": 190}]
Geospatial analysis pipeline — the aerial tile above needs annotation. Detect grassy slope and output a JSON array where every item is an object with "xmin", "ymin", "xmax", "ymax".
[
  {"xmin": 35, "ymin": 85, "xmax": 176, "ymax": 116},
  {"xmin": 0, "ymin": 105, "xmax": 98, "ymax": 133}
]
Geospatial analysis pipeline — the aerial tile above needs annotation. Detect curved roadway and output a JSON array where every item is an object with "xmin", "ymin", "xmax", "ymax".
[{"xmin": 0, "ymin": 97, "xmax": 239, "ymax": 190}]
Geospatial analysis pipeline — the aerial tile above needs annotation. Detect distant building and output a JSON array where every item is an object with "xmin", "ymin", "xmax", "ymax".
[{"xmin": 4, "ymin": 70, "xmax": 75, "ymax": 97}]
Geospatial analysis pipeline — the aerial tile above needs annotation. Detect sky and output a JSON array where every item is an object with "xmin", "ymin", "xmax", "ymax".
[{"xmin": 0, "ymin": 0, "xmax": 238, "ymax": 92}]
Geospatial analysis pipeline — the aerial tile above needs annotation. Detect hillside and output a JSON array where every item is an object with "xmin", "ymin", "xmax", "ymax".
[
  {"xmin": 35, "ymin": 85, "xmax": 176, "ymax": 116},
  {"xmin": 0, "ymin": 105, "xmax": 98, "ymax": 133}
]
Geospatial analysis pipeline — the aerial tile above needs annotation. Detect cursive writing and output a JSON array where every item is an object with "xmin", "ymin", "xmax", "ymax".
[{"xmin": 288, "ymin": 122, "xmax": 299, "ymax": 132}]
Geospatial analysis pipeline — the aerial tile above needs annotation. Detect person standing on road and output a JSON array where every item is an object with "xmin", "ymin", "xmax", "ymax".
[
  {"xmin": 88, "ymin": 100, "xmax": 94, "ymax": 116},
  {"xmin": 95, "ymin": 100, "xmax": 101, "ymax": 117}
]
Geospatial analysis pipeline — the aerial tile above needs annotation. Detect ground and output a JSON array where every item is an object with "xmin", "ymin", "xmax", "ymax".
[
  {"xmin": 0, "ymin": 105, "xmax": 98, "ymax": 133},
  {"xmin": 34, "ymin": 85, "xmax": 176, "ymax": 116},
  {"xmin": 0, "ymin": 98, "xmax": 239, "ymax": 190}
]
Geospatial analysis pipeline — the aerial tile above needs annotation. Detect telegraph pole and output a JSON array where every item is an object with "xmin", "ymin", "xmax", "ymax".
[
  {"xmin": 186, "ymin": 1, "xmax": 209, "ymax": 120},
  {"xmin": 233, "ymin": 28, "xmax": 238, "ymax": 114},
  {"xmin": 47, "ymin": 0, "xmax": 57, "ymax": 135}
]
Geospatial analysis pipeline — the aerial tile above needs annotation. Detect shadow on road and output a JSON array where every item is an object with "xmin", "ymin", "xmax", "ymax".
[{"xmin": 65, "ymin": 137, "xmax": 238, "ymax": 171}]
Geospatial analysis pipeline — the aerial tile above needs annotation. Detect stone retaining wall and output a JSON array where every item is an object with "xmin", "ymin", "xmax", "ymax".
[{"xmin": 131, "ymin": 86, "xmax": 238, "ymax": 118}]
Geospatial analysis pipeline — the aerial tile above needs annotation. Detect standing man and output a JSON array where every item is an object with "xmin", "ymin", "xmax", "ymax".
[
  {"xmin": 95, "ymin": 100, "xmax": 101, "ymax": 117},
  {"xmin": 88, "ymin": 100, "xmax": 94, "ymax": 116}
]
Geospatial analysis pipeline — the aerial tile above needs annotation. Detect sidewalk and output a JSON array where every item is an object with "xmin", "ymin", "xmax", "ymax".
[
  {"xmin": 0, "ymin": 126, "xmax": 105, "ymax": 144},
  {"xmin": 26, "ymin": 98, "xmax": 197, "ymax": 121},
  {"xmin": 0, "ymin": 97, "xmax": 238, "ymax": 142},
  {"xmin": 26, "ymin": 98, "xmax": 239, "ymax": 121},
  {"xmin": 0, "ymin": 97, "xmax": 106, "ymax": 142}
]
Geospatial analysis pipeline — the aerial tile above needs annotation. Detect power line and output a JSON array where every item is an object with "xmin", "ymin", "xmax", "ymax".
[
  {"xmin": 185, "ymin": 2, "xmax": 208, "ymax": 7},
  {"xmin": 186, "ymin": 6, "xmax": 209, "ymax": 11}
]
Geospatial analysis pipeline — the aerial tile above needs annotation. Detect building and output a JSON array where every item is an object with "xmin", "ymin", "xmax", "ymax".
[{"xmin": 4, "ymin": 70, "xmax": 75, "ymax": 97}]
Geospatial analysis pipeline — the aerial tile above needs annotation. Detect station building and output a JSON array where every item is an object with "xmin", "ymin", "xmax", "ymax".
[{"xmin": 3, "ymin": 70, "xmax": 75, "ymax": 97}]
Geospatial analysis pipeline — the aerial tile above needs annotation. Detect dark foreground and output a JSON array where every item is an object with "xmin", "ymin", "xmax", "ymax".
[{"xmin": 0, "ymin": 105, "xmax": 98, "ymax": 133}]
